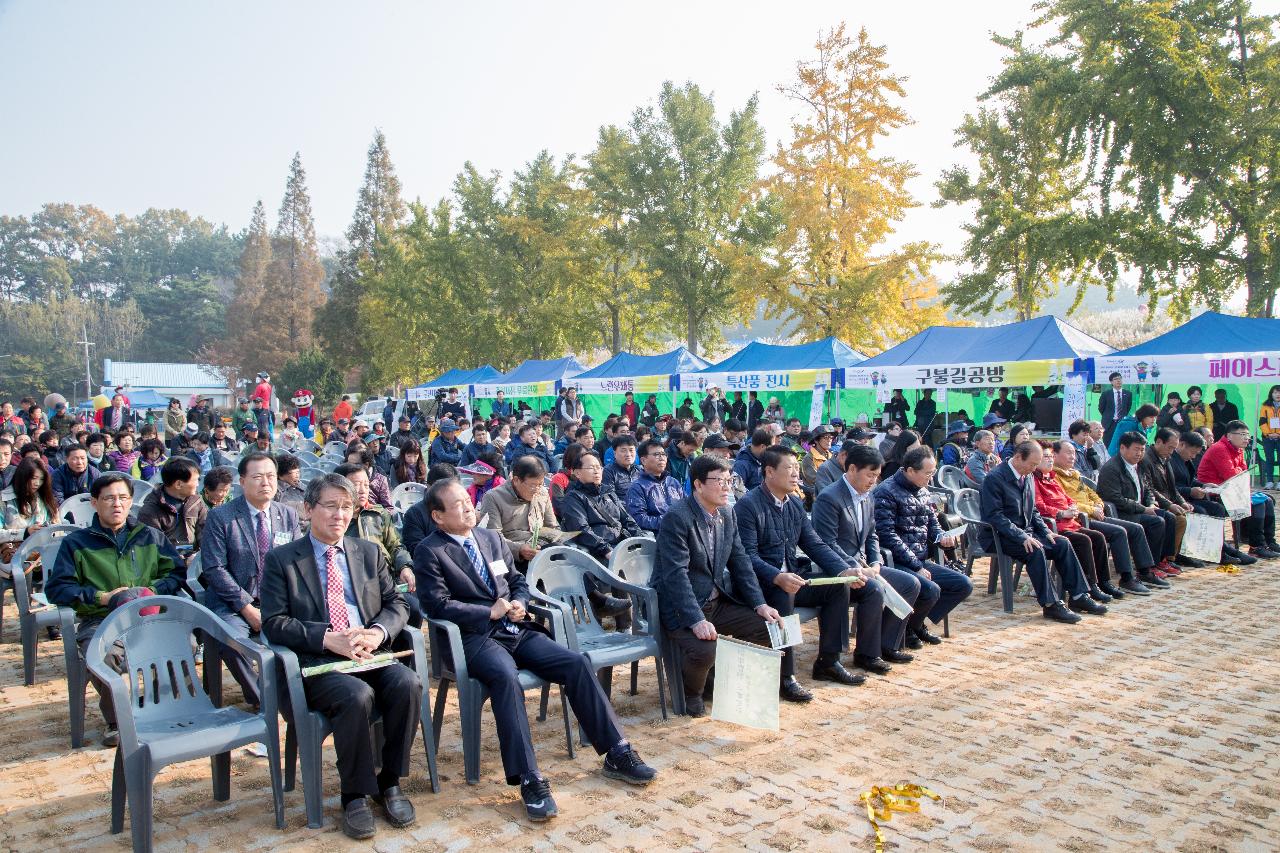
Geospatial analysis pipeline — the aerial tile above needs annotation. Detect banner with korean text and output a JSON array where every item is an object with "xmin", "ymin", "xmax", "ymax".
[
  {"xmin": 571, "ymin": 374, "xmax": 672, "ymax": 395},
  {"xmin": 470, "ymin": 380, "xmax": 559, "ymax": 399},
  {"xmin": 1094, "ymin": 352, "xmax": 1280, "ymax": 386},
  {"xmin": 677, "ymin": 369, "xmax": 831, "ymax": 394},
  {"xmin": 843, "ymin": 359, "xmax": 1080, "ymax": 390}
]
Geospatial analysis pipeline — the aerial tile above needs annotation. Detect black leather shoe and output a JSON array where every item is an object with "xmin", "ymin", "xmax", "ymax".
[
  {"xmin": 373, "ymin": 786, "xmax": 416, "ymax": 828},
  {"xmin": 594, "ymin": 595, "xmax": 633, "ymax": 618},
  {"xmin": 779, "ymin": 677, "xmax": 814, "ymax": 702},
  {"xmin": 342, "ymin": 797, "xmax": 376, "ymax": 840},
  {"xmin": 1068, "ymin": 595, "xmax": 1107, "ymax": 615},
  {"xmin": 1138, "ymin": 571, "xmax": 1171, "ymax": 588},
  {"xmin": 1088, "ymin": 585, "xmax": 1113, "ymax": 603},
  {"xmin": 1119, "ymin": 577, "xmax": 1152, "ymax": 596},
  {"xmin": 812, "ymin": 661, "xmax": 866, "ymax": 685},
  {"xmin": 1098, "ymin": 581, "xmax": 1125, "ymax": 599},
  {"xmin": 1250, "ymin": 546, "xmax": 1280, "ymax": 560},
  {"xmin": 683, "ymin": 696, "xmax": 707, "ymax": 717},
  {"xmin": 882, "ymin": 648, "xmax": 914, "ymax": 664},
  {"xmin": 520, "ymin": 777, "xmax": 558, "ymax": 821},
  {"xmin": 1043, "ymin": 601, "xmax": 1082, "ymax": 624},
  {"xmin": 904, "ymin": 633, "xmax": 924, "ymax": 650},
  {"xmin": 851, "ymin": 654, "xmax": 892, "ymax": 676},
  {"xmin": 1174, "ymin": 556, "xmax": 1207, "ymax": 568},
  {"xmin": 914, "ymin": 626, "xmax": 943, "ymax": 645}
]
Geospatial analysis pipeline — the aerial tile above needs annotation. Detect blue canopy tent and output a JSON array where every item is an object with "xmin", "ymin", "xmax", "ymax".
[
  {"xmin": 471, "ymin": 356, "xmax": 586, "ymax": 418},
  {"xmin": 1094, "ymin": 311, "xmax": 1280, "ymax": 455},
  {"xmin": 850, "ymin": 316, "xmax": 1113, "ymax": 435},
  {"xmin": 682, "ymin": 336, "xmax": 868, "ymax": 424},
  {"xmin": 572, "ymin": 347, "xmax": 710, "ymax": 424},
  {"xmin": 406, "ymin": 365, "xmax": 502, "ymax": 400},
  {"xmin": 119, "ymin": 389, "xmax": 171, "ymax": 410}
]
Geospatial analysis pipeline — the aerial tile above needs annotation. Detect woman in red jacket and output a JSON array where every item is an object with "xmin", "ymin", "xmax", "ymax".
[
  {"xmin": 1198, "ymin": 420, "xmax": 1280, "ymax": 556},
  {"xmin": 1032, "ymin": 441, "xmax": 1113, "ymax": 602}
]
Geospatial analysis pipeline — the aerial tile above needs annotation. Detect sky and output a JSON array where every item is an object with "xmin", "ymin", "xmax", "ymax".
[{"xmin": 0, "ymin": 0, "xmax": 1062, "ymax": 260}]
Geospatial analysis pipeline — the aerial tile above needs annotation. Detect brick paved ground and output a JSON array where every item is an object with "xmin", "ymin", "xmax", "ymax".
[{"xmin": 0, "ymin": 561, "xmax": 1276, "ymax": 852}]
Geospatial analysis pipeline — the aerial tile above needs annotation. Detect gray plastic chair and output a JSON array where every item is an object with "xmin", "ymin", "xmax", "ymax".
[
  {"xmin": 937, "ymin": 464, "xmax": 967, "ymax": 495},
  {"xmin": 955, "ymin": 486, "xmax": 1059, "ymax": 613},
  {"xmin": 130, "ymin": 480, "xmax": 154, "ymax": 505},
  {"xmin": 9, "ymin": 527, "xmax": 77, "ymax": 685},
  {"xmin": 0, "ymin": 523, "xmax": 77, "ymax": 642},
  {"xmin": 266, "ymin": 625, "xmax": 440, "ymax": 830},
  {"xmin": 528, "ymin": 546, "xmax": 668, "ymax": 739},
  {"xmin": 425, "ymin": 605, "xmax": 575, "ymax": 786},
  {"xmin": 607, "ymin": 537, "xmax": 658, "ymax": 696},
  {"xmin": 390, "ymin": 482, "xmax": 427, "ymax": 514},
  {"xmin": 56, "ymin": 493, "xmax": 97, "ymax": 527},
  {"xmin": 85, "ymin": 595, "xmax": 284, "ymax": 853}
]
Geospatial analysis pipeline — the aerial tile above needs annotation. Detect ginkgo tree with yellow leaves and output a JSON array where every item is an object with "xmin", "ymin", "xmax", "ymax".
[{"xmin": 761, "ymin": 25, "xmax": 948, "ymax": 355}]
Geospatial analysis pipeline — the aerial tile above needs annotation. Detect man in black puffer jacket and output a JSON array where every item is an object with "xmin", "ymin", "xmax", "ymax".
[
  {"xmin": 558, "ymin": 451, "xmax": 636, "ymax": 627},
  {"xmin": 871, "ymin": 446, "xmax": 973, "ymax": 647}
]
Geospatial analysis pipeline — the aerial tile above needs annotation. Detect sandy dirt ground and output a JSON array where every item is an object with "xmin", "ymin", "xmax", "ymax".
[{"xmin": 0, "ymin": 560, "xmax": 1276, "ymax": 852}]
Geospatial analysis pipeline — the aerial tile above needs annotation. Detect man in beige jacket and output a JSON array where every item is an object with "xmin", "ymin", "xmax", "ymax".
[{"xmin": 478, "ymin": 455, "xmax": 565, "ymax": 572}]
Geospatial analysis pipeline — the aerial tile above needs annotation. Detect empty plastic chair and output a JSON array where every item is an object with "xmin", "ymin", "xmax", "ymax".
[
  {"xmin": 85, "ymin": 595, "xmax": 284, "ymax": 852},
  {"xmin": 57, "ymin": 493, "xmax": 97, "ymax": 527}
]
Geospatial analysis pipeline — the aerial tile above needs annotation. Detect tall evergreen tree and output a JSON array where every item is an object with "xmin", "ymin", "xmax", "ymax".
[
  {"xmin": 259, "ymin": 153, "xmax": 326, "ymax": 372},
  {"xmin": 316, "ymin": 129, "xmax": 407, "ymax": 372},
  {"xmin": 219, "ymin": 200, "xmax": 272, "ymax": 379}
]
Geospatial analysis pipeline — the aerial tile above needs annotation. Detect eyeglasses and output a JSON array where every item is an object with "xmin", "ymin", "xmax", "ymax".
[
  {"xmin": 316, "ymin": 502, "xmax": 356, "ymax": 513},
  {"xmin": 97, "ymin": 495, "xmax": 131, "ymax": 505},
  {"xmin": 646, "ymin": 451, "xmax": 668, "ymax": 458},
  {"xmin": 703, "ymin": 476, "xmax": 733, "ymax": 488}
]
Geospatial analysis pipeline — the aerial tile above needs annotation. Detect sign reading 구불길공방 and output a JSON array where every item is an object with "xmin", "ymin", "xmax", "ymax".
[{"xmin": 845, "ymin": 359, "xmax": 1077, "ymax": 390}]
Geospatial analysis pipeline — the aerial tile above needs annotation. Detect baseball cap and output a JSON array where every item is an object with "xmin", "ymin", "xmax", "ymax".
[
  {"xmin": 947, "ymin": 420, "xmax": 970, "ymax": 436},
  {"xmin": 242, "ymin": 422, "xmax": 258, "ymax": 434},
  {"xmin": 702, "ymin": 434, "xmax": 736, "ymax": 451},
  {"xmin": 183, "ymin": 423, "xmax": 199, "ymax": 437}
]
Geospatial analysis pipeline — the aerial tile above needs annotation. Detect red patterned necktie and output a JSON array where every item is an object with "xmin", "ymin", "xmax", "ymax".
[{"xmin": 325, "ymin": 545, "xmax": 350, "ymax": 631}]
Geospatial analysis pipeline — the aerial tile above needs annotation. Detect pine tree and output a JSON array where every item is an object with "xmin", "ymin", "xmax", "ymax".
[
  {"xmin": 259, "ymin": 153, "xmax": 326, "ymax": 372},
  {"xmin": 222, "ymin": 200, "xmax": 272, "ymax": 379},
  {"xmin": 316, "ymin": 130, "xmax": 407, "ymax": 374}
]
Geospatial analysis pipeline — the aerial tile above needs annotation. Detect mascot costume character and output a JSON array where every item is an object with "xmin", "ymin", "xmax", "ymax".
[{"xmin": 292, "ymin": 389, "xmax": 316, "ymax": 439}]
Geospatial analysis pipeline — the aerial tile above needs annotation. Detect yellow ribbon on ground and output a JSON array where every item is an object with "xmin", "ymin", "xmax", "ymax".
[
  {"xmin": 859, "ymin": 784, "xmax": 941, "ymax": 851},
  {"xmin": 1217, "ymin": 563, "xmax": 1242, "ymax": 574}
]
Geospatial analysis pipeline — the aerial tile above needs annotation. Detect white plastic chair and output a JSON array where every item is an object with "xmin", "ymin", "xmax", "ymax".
[
  {"xmin": 57, "ymin": 493, "xmax": 97, "ymax": 527},
  {"xmin": 390, "ymin": 482, "xmax": 426, "ymax": 514}
]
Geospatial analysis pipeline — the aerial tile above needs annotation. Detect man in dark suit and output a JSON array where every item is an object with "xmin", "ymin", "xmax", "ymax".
[
  {"xmin": 261, "ymin": 473, "xmax": 419, "ymax": 840},
  {"xmin": 1098, "ymin": 372, "xmax": 1133, "ymax": 447},
  {"xmin": 734, "ymin": 446, "xmax": 865, "ymax": 701},
  {"xmin": 812, "ymin": 444, "xmax": 923, "ymax": 673},
  {"xmin": 200, "ymin": 452, "xmax": 301, "ymax": 707},
  {"xmin": 651, "ymin": 455, "xmax": 783, "ymax": 716},
  {"xmin": 978, "ymin": 440, "xmax": 1106, "ymax": 623},
  {"xmin": 1096, "ymin": 431, "xmax": 1177, "ymax": 587},
  {"xmin": 413, "ymin": 479, "xmax": 657, "ymax": 822}
]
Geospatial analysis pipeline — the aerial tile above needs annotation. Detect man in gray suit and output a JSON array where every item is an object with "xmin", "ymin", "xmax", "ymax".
[
  {"xmin": 200, "ymin": 451, "xmax": 300, "ymax": 706},
  {"xmin": 651, "ymin": 454, "xmax": 782, "ymax": 716},
  {"xmin": 812, "ymin": 444, "xmax": 926, "ymax": 672}
]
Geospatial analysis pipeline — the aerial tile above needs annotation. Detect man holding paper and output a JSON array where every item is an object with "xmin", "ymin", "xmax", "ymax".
[
  {"xmin": 1197, "ymin": 420, "xmax": 1280, "ymax": 559},
  {"xmin": 260, "ymin": 473, "xmax": 419, "ymax": 840},
  {"xmin": 652, "ymin": 454, "xmax": 784, "ymax": 717},
  {"xmin": 812, "ymin": 443, "xmax": 922, "ymax": 674},
  {"xmin": 734, "ymin": 445, "xmax": 866, "ymax": 702},
  {"xmin": 414, "ymin": 479, "xmax": 657, "ymax": 822}
]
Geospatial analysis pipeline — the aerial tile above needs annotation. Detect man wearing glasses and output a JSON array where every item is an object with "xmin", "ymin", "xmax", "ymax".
[
  {"xmin": 625, "ymin": 439, "xmax": 688, "ymax": 532},
  {"xmin": 1198, "ymin": 420, "xmax": 1280, "ymax": 558},
  {"xmin": 652, "ymin": 455, "xmax": 783, "ymax": 716},
  {"xmin": 47, "ymin": 472, "xmax": 186, "ymax": 747},
  {"xmin": 200, "ymin": 452, "xmax": 301, "ymax": 708}
]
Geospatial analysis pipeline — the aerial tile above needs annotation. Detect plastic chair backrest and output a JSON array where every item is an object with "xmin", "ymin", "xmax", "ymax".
[
  {"xmin": 608, "ymin": 537, "xmax": 655, "ymax": 587},
  {"xmin": 131, "ymin": 480, "xmax": 154, "ymax": 505},
  {"xmin": 6, "ymin": 524, "xmax": 77, "ymax": 574},
  {"xmin": 186, "ymin": 552, "xmax": 203, "ymax": 596},
  {"xmin": 390, "ymin": 482, "xmax": 426, "ymax": 514},
  {"xmin": 296, "ymin": 451, "xmax": 320, "ymax": 464},
  {"xmin": 938, "ymin": 465, "xmax": 966, "ymax": 493},
  {"xmin": 57, "ymin": 494, "xmax": 97, "ymax": 527},
  {"xmin": 230, "ymin": 484, "xmax": 243, "ymax": 500},
  {"xmin": 954, "ymin": 487, "xmax": 980, "ymax": 521},
  {"xmin": 88, "ymin": 596, "xmax": 219, "ymax": 727},
  {"xmin": 528, "ymin": 546, "xmax": 605, "ymax": 638}
]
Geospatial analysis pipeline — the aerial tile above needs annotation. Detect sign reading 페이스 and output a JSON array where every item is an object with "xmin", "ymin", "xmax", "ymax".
[
  {"xmin": 845, "ymin": 359, "xmax": 1078, "ymax": 390},
  {"xmin": 1095, "ymin": 352, "xmax": 1280, "ymax": 385}
]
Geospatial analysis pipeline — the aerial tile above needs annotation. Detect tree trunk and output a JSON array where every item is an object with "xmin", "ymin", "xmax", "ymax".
[
  {"xmin": 1244, "ymin": 229, "xmax": 1270, "ymax": 317},
  {"xmin": 610, "ymin": 306, "xmax": 622, "ymax": 355},
  {"xmin": 686, "ymin": 305, "xmax": 699, "ymax": 356}
]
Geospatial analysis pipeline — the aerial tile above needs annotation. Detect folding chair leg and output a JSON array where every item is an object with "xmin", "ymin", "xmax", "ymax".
[
  {"xmin": 1000, "ymin": 557, "xmax": 1015, "ymax": 613},
  {"xmin": 283, "ymin": 725, "xmax": 298, "ymax": 792},
  {"xmin": 211, "ymin": 751, "xmax": 231, "ymax": 801},
  {"xmin": 629, "ymin": 660, "xmax": 639, "ymax": 696}
]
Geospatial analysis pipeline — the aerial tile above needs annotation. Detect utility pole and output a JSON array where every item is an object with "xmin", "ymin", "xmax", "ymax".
[{"xmin": 75, "ymin": 323, "xmax": 94, "ymax": 400}]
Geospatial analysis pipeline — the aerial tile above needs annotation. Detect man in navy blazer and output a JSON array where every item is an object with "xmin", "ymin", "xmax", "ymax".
[
  {"xmin": 260, "ymin": 473, "xmax": 418, "ymax": 839},
  {"xmin": 413, "ymin": 479, "xmax": 657, "ymax": 822},
  {"xmin": 200, "ymin": 452, "xmax": 300, "ymax": 706},
  {"xmin": 1098, "ymin": 373, "xmax": 1133, "ymax": 447},
  {"xmin": 812, "ymin": 444, "xmax": 924, "ymax": 672},
  {"xmin": 978, "ymin": 441, "xmax": 1106, "ymax": 623}
]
